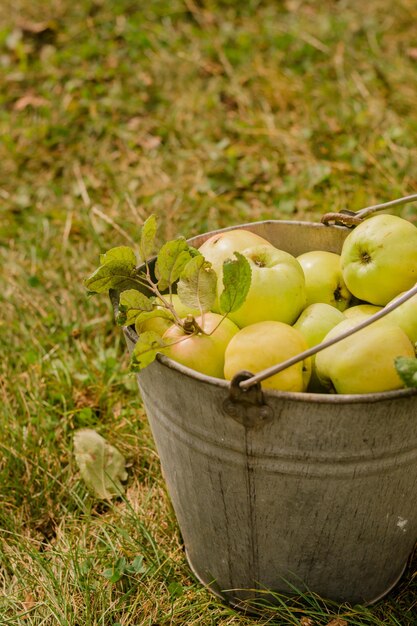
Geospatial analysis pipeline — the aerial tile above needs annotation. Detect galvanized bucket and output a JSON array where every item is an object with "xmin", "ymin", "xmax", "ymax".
[{"xmin": 115, "ymin": 209, "xmax": 417, "ymax": 607}]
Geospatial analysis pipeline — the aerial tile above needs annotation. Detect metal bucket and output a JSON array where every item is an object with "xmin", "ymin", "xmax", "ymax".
[{"xmin": 118, "ymin": 218, "xmax": 417, "ymax": 607}]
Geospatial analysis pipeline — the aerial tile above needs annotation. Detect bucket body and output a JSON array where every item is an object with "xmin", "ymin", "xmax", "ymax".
[{"xmin": 123, "ymin": 220, "xmax": 417, "ymax": 606}]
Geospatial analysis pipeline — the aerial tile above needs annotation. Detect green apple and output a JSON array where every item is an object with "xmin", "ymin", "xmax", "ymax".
[
  {"xmin": 297, "ymin": 250, "xmax": 351, "ymax": 311},
  {"xmin": 344, "ymin": 304, "xmax": 382, "ymax": 321},
  {"xmin": 294, "ymin": 303, "xmax": 346, "ymax": 347},
  {"xmin": 343, "ymin": 294, "xmax": 417, "ymax": 344},
  {"xmin": 382, "ymin": 290, "xmax": 417, "ymax": 344},
  {"xmin": 224, "ymin": 321, "xmax": 311, "ymax": 392},
  {"xmin": 162, "ymin": 312, "xmax": 239, "ymax": 378},
  {"xmin": 135, "ymin": 313, "xmax": 172, "ymax": 337},
  {"xmin": 198, "ymin": 228, "xmax": 273, "ymax": 273},
  {"xmin": 198, "ymin": 229, "xmax": 274, "ymax": 312},
  {"xmin": 293, "ymin": 303, "xmax": 345, "ymax": 392},
  {"xmin": 315, "ymin": 318, "xmax": 415, "ymax": 394},
  {"xmin": 225, "ymin": 244, "xmax": 306, "ymax": 327},
  {"xmin": 140, "ymin": 294, "xmax": 200, "ymax": 337},
  {"xmin": 340, "ymin": 214, "xmax": 417, "ymax": 305}
]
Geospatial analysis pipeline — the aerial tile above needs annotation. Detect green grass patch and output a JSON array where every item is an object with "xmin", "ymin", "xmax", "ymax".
[{"xmin": 1, "ymin": 0, "xmax": 417, "ymax": 623}]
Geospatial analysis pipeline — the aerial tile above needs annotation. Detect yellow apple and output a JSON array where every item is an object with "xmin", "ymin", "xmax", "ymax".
[
  {"xmin": 340, "ymin": 214, "xmax": 417, "ymax": 305},
  {"xmin": 225, "ymin": 244, "xmax": 307, "ymax": 327},
  {"xmin": 343, "ymin": 304, "xmax": 382, "ymax": 321},
  {"xmin": 135, "ymin": 314, "xmax": 172, "ymax": 337},
  {"xmin": 198, "ymin": 228, "xmax": 273, "ymax": 272},
  {"xmin": 139, "ymin": 294, "xmax": 200, "ymax": 336},
  {"xmin": 293, "ymin": 303, "xmax": 345, "ymax": 392},
  {"xmin": 315, "ymin": 318, "xmax": 415, "ymax": 394},
  {"xmin": 343, "ymin": 294, "xmax": 417, "ymax": 344},
  {"xmin": 382, "ymin": 290, "xmax": 417, "ymax": 344},
  {"xmin": 224, "ymin": 321, "xmax": 311, "ymax": 392},
  {"xmin": 297, "ymin": 250, "xmax": 352, "ymax": 311},
  {"xmin": 162, "ymin": 313, "xmax": 239, "ymax": 378},
  {"xmin": 198, "ymin": 229, "xmax": 274, "ymax": 312}
]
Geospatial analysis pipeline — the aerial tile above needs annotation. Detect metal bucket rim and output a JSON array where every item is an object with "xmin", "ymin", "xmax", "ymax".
[
  {"xmin": 156, "ymin": 349, "xmax": 417, "ymax": 404},
  {"xmin": 123, "ymin": 327, "xmax": 417, "ymax": 405},
  {"xmin": 186, "ymin": 218, "xmax": 347, "ymax": 246}
]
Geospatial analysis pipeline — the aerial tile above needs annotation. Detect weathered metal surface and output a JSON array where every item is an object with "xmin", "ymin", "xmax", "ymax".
[{"xmin": 120, "ymin": 220, "xmax": 417, "ymax": 606}]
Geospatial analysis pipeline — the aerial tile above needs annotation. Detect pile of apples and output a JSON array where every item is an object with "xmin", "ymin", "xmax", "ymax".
[{"xmin": 158, "ymin": 213, "xmax": 417, "ymax": 395}]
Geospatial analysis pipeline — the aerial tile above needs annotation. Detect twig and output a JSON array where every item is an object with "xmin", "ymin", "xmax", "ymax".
[{"xmin": 91, "ymin": 206, "xmax": 136, "ymax": 246}]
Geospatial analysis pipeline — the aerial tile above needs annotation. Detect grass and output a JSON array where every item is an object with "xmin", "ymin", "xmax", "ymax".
[{"xmin": 1, "ymin": 0, "xmax": 417, "ymax": 623}]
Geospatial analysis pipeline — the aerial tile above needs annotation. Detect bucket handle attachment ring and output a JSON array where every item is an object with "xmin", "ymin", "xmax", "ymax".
[
  {"xmin": 321, "ymin": 193, "xmax": 417, "ymax": 227},
  {"xmin": 223, "ymin": 371, "xmax": 273, "ymax": 428}
]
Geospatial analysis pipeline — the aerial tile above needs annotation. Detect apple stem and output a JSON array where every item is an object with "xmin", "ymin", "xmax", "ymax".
[
  {"xmin": 183, "ymin": 314, "xmax": 204, "ymax": 335},
  {"xmin": 126, "ymin": 273, "xmax": 157, "ymax": 292}
]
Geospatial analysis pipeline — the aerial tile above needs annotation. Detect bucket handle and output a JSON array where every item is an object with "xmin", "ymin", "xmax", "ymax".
[
  {"xmin": 237, "ymin": 280, "xmax": 417, "ymax": 391},
  {"xmin": 321, "ymin": 192, "xmax": 417, "ymax": 227}
]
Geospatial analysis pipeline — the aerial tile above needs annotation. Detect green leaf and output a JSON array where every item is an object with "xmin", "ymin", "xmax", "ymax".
[
  {"xmin": 177, "ymin": 256, "xmax": 217, "ymax": 313},
  {"xmin": 131, "ymin": 331, "xmax": 166, "ymax": 371},
  {"xmin": 103, "ymin": 557, "xmax": 128, "ymax": 583},
  {"xmin": 188, "ymin": 245, "xmax": 202, "ymax": 258},
  {"xmin": 219, "ymin": 251, "xmax": 252, "ymax": 314},
  {"xmin": 100, "ymin": 246, "xmax": 137, "ymax": 267},
  {"xmin": 73, "ymin": 429, "xmax": 128, "ymax": 500},
  {"xmin": 127, "ymin": 555, "xmax": 147, "ymax": 574},
  {"xmin": 84, "ymin": 260, "xmax": 139, "ymax": 295},
  {"xmin": 103, "ymin": 568, "xmax": 123, "ymax": 583},
  {"xmin": 139, "ymin": 214, "xmax": 158, "ymax": 262},
  {"xmin": 168, "ymin": 581, "xmax": 184, "ymax": 598},
  {"xmin": 155, "ymin": 237, "xmax": 193, "ymax": 291},
  {"xmin": 395, "ymin": 356, "xmax": 417, "ymax": 388},
  {"xmin": 116, "ymin": 289, "xmax": 154, "ymax": 326}
]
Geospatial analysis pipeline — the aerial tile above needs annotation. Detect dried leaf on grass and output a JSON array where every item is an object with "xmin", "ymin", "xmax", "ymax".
[
  {"xmin": 14, "ymin": 95, "xmax": 49, "ymax": 110},
  {"xmin": 73, "ymin": 429, "xmax": 128, "ymax": 500},
  {"xmin": 16, "ymin": 19, "xmax": 57, "ymax": 34},
  {"xmin": 22, "ymin": 592, "xmax": 36, "ymax": 611},
  {"xmin": 406, "ymin": 48, "xmax": 417, "ymax": 60}
]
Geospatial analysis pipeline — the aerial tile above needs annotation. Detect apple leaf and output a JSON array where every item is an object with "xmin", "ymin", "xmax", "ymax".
[
  {"xmin": 139, "ymin": 214, "xmax": 158, "ymax": 262},
  {"xmin": 116, "ymin": 289, "xmax": 154, "ymax": 326},
  {"xmin": 73, "ymin": 429, "xmax": 128, "ymax": 500},
  {"xmin": 131, "ymin": 330, "xmax": 166, "ymax": 371},
  {"xmin": 187, "ymin": 245, "xmax": 203, "ymax": 259},
  {"xmin": 84, "ymin": 260, "xmax": 141, "ymax": 295},
  {"xmin": 219, "ymin": 251, "xmax": 252, "ymax": 314},
  {"xmin": 100, "ymin": 246, "xmax": 137, "ymax": 267},
  {"xmin": 177, "ymin": 256, "xmax": 217, "ymax": 313},
  {"xmin": 155, "ymin": 237, "xmax": 194, "ymax": 291},
  {"xmin": 395, "ymin": 356, "xmax": 417, "ymax": 388}
]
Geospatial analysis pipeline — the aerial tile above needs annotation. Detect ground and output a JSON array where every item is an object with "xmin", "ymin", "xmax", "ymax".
[{"xmin": 0, "ymin": 0, "xmax": 416, "ymax": 624}]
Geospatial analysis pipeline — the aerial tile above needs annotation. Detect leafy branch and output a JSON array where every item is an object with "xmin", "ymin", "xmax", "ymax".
[{"xmin": 84, "ymin": 214, "xmax": 252, "ymax": 371}]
